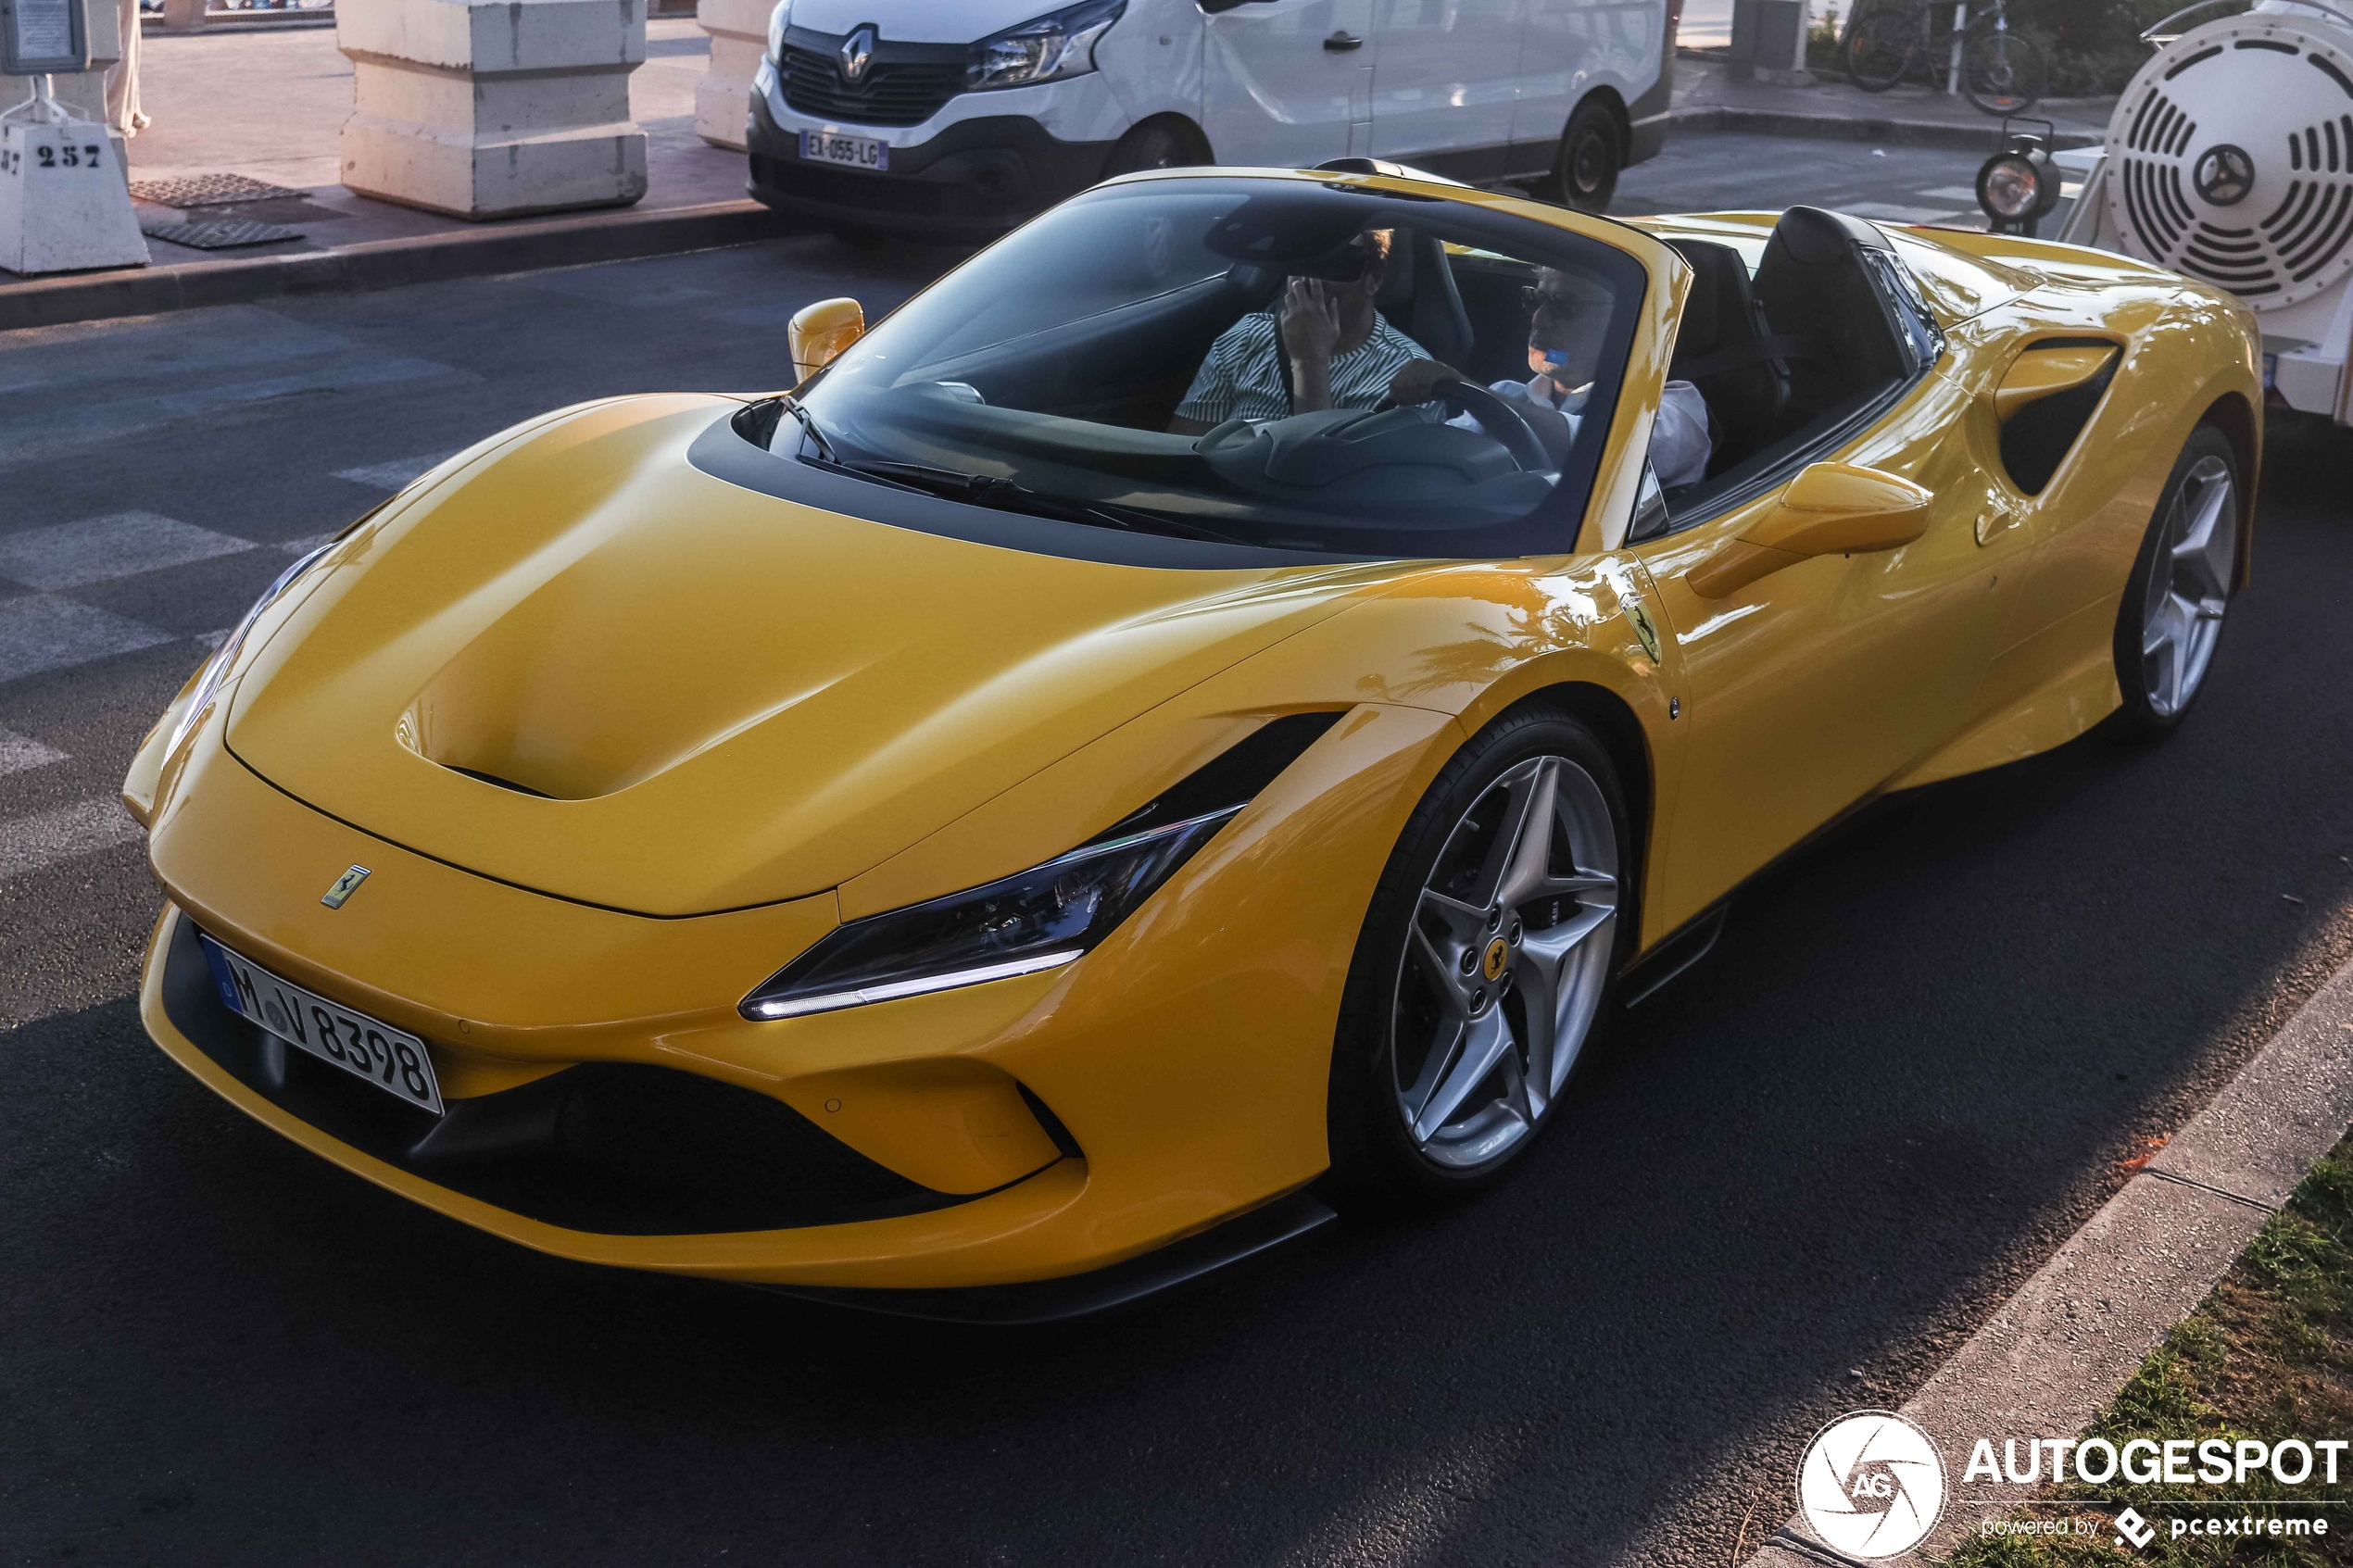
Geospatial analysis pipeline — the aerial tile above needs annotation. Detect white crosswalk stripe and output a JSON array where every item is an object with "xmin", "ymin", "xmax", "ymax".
[
  {"xmin": 0, "ymin": 727, "xmax": 68, "ymax": 776},
  {"xmin": 0, "ymin": 796, "xmax": 144, "ymax": 883},
  {"xmin": 0, "ymin": 596, "xmax": 177, "ymax": 685},
  {"xmin": 333, "ymin": 451, "xmax": 459, "ymax": 491},
  {"xmin": 0, "ymin": 511, "xmax": 258, "ymax": 592}
]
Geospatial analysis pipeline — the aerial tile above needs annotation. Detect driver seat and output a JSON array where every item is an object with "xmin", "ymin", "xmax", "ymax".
[{"xmin": 1377, "ymin": 228, "xmax": 1475, "ymax": 367}]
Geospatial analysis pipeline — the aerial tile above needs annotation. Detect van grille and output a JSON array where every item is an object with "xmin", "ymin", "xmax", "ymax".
[{"xmin": 780, "ymin": 45, "xmax": 965, "ymax": 128}]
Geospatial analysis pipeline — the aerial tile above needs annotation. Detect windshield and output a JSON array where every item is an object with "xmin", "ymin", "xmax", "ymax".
[{"xmin": 768, "ymin": 176, "xmax": 1648, "ymax": 560}]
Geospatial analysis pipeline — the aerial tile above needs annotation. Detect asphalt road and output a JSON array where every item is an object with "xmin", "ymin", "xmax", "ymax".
[{"xmin": 6, "ymin": 182, "xmax": 2353, "ymax": 1567}]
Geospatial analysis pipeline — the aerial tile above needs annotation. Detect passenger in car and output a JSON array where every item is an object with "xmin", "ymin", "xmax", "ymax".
[
  {"xmin": 1389, "ymin": 268, "xmax": 1715, "ymax": 488},
  {"xmin": 1167, "ymin": 230, "xmax": 1425, "ymax": 436}
]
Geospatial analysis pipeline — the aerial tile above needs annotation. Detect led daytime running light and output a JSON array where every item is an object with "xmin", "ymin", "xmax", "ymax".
[{"xmin": 749, "ymin": 949, "xmax": 1082, "ymax": 1020}]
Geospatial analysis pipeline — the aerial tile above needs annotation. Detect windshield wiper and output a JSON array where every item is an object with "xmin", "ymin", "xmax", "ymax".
[
  {"xmin": 776, "ymin": 395, "xmax": 838, "ymax": 465},
  {"xmin": 817, "ymin": 456, "xmax": 1247, "ymax": 546}
]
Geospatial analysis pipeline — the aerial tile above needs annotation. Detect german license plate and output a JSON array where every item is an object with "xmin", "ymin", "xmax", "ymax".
[
  {"xmin": 800, "ymin": 129, "xmax": 889, "ymax": 171},
  {"xmin": 199, "ymin": 935, "xmax": 444, "ymax": 1114}
]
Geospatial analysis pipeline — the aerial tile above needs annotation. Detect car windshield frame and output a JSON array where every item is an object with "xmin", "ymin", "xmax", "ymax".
[{"xmin": 699, "ymin": 174, "xmax": 1653, "ymax": 566}]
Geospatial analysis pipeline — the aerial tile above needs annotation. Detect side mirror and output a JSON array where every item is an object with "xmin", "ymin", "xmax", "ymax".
[
  {"xmin": 1992, "ymin": 343, "xmax": 2117, "ymax": 420},
  {"xmin": 1688, "ymin": 462, "xmax": 1934, "ymax": 599},
  {"xmin": 788, "ymin": 296, "xmax": 865, "ymax": 383}
]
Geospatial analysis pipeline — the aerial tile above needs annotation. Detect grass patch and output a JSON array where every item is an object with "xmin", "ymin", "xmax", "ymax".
[{"xmin": 1941, "ymin": 1139, "xmax": 2353, "ymax": 1567}]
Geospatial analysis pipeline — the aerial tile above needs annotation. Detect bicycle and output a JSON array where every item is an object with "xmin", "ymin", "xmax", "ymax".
[{"xmin": 1843, "ymin": 0, "xmax": 2047, "ymax": 116}]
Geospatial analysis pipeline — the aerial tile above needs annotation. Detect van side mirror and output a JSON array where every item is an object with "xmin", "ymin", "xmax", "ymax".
[
  {"xmin": 1687, "ymin": 462, "xmax": 1934, "ymax": 599},
  {"xmin": 789, "ymin": 296, "xmax": 865, "ymax": 383}
]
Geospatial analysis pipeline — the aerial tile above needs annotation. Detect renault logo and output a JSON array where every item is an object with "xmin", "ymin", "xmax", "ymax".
[
  {"xmin": 321, "ymin": 865, "xmax": 371, "ymax": 909},
  {"xmin": 839, "ymin": 24, "xmax": 877, "ymax": 83}
]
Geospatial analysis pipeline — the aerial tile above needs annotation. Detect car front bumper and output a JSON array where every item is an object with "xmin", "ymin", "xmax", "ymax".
[
  {"xmin": 132, "ymin": 689, "xmax": 1458, "ymax": 1292},
  {"xmin": 745, "ymin": 84, "xmax": 1117, "ymax": 242}
]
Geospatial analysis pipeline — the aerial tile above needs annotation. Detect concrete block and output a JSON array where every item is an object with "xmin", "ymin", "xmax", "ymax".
[
  {"xmin": 0, "ymin": 117, "xmax": 149, "ymax": 275},
  {"xmin": 694, "ymin": 0, "xmax": 769, "ymax": 151},
  {"xmin": 338, "ymin": 0, "xmax": 648, "ymax": 220}
]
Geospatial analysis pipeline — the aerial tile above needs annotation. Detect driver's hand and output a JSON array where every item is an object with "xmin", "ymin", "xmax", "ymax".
[
  {"xmin": 1278, "ymin": 278, "xmax": 1345, "ymax": 366},
  {"xmin": 1386, "ymin": 358, "xmax": 1466, "ymax": 405}
]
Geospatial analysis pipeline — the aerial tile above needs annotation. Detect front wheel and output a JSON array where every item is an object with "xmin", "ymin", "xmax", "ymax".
[
  {"xmin": 1962, "ymin": 30, "xmax": 2045, "ymax": 115},
  {"xmin": 1327, "ymin": 708, "xmax": 1633, "ymax": 1204},
  {"xmin": 2112, "ymin": 426, "xmax": 2241, "ymax": 735},
  {"xmin": 1845, "ymin": 11, "xmax": 1918, "ymax": 92},
  {"xmin": 1548, "ymin": 100, "xmax": 1622, "ymax": 213},
  {"xmin": 1101, "ymin": 119, "xmax": 1207, "ymax": 179}
]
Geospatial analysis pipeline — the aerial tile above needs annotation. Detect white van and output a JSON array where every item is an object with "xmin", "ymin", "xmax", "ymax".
[{"xmin": 747, "ymin": 0, "xmax": 1678, "ymax": 242}]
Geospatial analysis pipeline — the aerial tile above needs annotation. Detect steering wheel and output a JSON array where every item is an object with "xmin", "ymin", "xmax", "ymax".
[{"xmin": 1376, "ymin": 377, "xmax": 1554, "ymax": 472}]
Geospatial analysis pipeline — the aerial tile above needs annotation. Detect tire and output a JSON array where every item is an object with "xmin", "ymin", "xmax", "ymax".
[
  {"xmin": 1327, "ymin": 706, "xmax": 1635, "ymax": 1207},
  {"xmin": 1547, "ymin": 100, "xmax": 1621, "ymax": 213},
  {"xmin": 1845, "ymin": 10, "xmax": 1918, "ymax": 92},
  {"xmin": 2112, "ymin": 426, "xmax": 2242, "ymax": 736},
  {"xmin": 1101, "ymin": 119, "xmax": 1207, "ymax": 180},
  {"xmin": 1961, "ymin": 30, "xmax": 2045, "ymax": 115}
]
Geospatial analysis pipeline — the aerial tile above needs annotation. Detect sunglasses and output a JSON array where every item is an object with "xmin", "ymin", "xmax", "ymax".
[{"xmin": 1520, "ymin": 284, "xmax": 1582, "ymax": 315}]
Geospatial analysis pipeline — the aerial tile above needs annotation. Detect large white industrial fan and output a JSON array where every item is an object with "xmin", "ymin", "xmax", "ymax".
[{"xmin": 2051, "ymin": 0, "xmax": 2353, "ymax": 424}]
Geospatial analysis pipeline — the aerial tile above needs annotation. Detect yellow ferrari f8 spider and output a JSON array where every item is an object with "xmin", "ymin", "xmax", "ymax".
[{"xmin": 124, "ymin": 166, "xmax": 2259, "ymax": 1319}]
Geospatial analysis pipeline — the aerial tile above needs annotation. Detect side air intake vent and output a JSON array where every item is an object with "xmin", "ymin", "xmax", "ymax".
[{"xmin": 1998, "ymin": 341, "xmax": 2121, "ymax": 496}]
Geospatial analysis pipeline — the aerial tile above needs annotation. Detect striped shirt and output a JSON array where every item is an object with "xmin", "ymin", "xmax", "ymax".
[{"xmin": 1174, "ymin": 308, "xmax": 1425, "ymax": 426}]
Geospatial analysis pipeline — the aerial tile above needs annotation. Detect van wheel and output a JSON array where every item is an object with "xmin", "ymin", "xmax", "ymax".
[
  {"xmin": 1549, "ymin": 101, "xmax": 1622, "ymax": 212},
  {"xmin": 1102, "ymin": 119, "xmax": 1207, "ymax": 180}
]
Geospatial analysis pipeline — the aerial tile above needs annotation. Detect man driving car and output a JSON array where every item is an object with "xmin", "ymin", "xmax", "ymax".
[
  {"xmin": 1168, "ymin": 230, "xmax": 1423, "ymax": 436},
  {"xmin": 1388, "ymin": 267, "xmax": 1715, "ymax": 489}
]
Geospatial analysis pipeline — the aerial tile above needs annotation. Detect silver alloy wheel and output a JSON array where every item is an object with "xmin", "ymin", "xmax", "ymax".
[
  {"xmin": 2141, "ymin": 454, "xmax": 2237, "ymax": 717},
  {"xmin": 1390, "ymin": 754, "xmax": 1618, "ymax": 1169}
]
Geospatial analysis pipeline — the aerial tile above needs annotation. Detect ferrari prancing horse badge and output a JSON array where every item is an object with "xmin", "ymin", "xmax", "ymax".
[{"xmin": 321, "ymin": 865, "xmax": 371, "ymax": 909}]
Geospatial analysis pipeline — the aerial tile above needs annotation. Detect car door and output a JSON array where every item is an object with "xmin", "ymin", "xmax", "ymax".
[
  {"xmin": 1366, "ymin": 0, "xmax": 1526, "ymax": 175},
  {"xmin": 1511, "ymin": 0, "xmax": 1663, "ymax": 167},
  {"xmin": 1202, "ymin": 0, "xmax": 1378, "ymax": 168},
  {"xmin": 1626, "ymin": 372, "xmax": 2017, "ymax": 937}
]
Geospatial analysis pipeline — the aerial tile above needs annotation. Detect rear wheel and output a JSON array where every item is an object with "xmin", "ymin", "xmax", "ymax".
[
  {"xmin": 1962, "ymin": 29, "xmax": 2045, "ymax": 115},
  {"xmin": 1327, "ymin": 708, "xmax": 1633, "ymax": 1205},
  {"xmin": 1549, "ymin": 100, "xmax": 1622, "ymax": 213},
  {"xmin": 1845, "ymin": 10, "xmax": 1918, "ymax": 92},
  {"xmin": 2113, "ymin": 426, "xmax": 2241, "ymax": 735}
]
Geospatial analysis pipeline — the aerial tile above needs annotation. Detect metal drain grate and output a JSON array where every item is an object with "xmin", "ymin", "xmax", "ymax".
[
  {"xmin": 127, "ymin": 173, "xmax": 298, "ymax": 208},
  {"xmin": 140, "ymin": 218, "xmax": 306, "ymax": 249}
]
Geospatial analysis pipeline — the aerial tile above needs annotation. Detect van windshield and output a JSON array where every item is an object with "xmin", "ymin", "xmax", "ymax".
[{"xmin": 766, "ymin": 176, "xmax": 1648, "ymax": 560}]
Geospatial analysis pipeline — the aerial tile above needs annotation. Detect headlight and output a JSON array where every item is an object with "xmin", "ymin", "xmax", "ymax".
[
  {"xmin": 766, "ymin": 0, "xmax": 791, "ymax": 62},
  {"xmin": 162, "ymin": 540, "xmax": 338, "ymax": 763},
  {"xmin": 967, "ymin": 0, "xmax": 1124, "ymax": 91},
  {"xmin": 741, "ymin": 809, "xmax": 1228, "ymax": 1020}
]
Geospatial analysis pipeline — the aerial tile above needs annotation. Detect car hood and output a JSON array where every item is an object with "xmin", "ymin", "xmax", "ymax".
[
  {"xmin": 227, "ymin": 396, "xmax": 1399, "ymax": 917},
  {"xmin": 789, "ymin": 0, "xmax": 1056, "ymax": 44}
]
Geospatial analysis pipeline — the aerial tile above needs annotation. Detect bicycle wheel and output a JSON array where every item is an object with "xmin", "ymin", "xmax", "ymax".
[
  {"xmin": 1963, "ymin": 29, "xmax": 2045, "ymax": 115},
  {"xmin": 1845, "ymin": 10, "xmax": 1919, "ymax": 93}
]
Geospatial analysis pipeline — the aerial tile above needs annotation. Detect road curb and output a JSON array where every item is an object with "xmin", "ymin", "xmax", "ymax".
[
  {"xmin": 0, "ymin": 198, "xmax": 804, "ymax": 334},
  {"xmin": 1738, "ymin": 950, "xmax": 2353, "ymax": 1566},
  {"xmin": 1664, "ymin": 106, "xmax": 2100, "ymax": 154}
]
